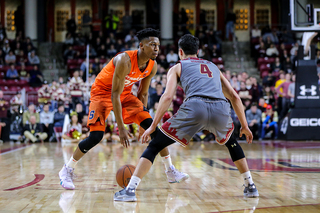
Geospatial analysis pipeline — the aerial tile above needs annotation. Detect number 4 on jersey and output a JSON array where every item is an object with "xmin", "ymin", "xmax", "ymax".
[{"xmin": 200, "ymin": 64, "xmax": 213, "ymax": 78}]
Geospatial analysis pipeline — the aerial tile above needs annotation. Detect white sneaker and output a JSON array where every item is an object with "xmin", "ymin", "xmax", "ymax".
[
  {"xmin": 166, "ymin": 165, "xmax": 189, "ymax": 183},
  {"xmin": 59, "ymin": 164, "xmax": 75, "ymax": 190}
]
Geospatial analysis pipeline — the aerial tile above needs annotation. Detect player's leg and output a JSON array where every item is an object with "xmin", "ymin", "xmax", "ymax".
[
  {"xmin": 114, "ymin": 131, "xmax": 175, "ymax": 201},
  {"xmin": 224, "ymin": 133, "xmax": 259, "ymax": 197},
  {"xmin": 59, "ymin": 101, "xmax": 109, "ymax": 190},
  {"xmin": 133, "ymin": 111, "xmax": 189, "ymax": 183},
  {"xmin": 123, "ymin": 95, "xmax": 188, "ymax": 183}
]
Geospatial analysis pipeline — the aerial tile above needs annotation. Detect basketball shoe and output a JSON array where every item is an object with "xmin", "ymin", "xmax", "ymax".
[
  {"xmin": 166, "ymin": 165, "xmax": 189, "ymax": 183},
  {"xmin": 243, "ymin": 183, "xmax": 259, "ymax": 197},
  {"xmin": 59, "ymin": 164, "xmax": 75, "ymax": 190},
  {"xmin": 114, "ymin": 187, "xmax": 137, "ymax": 202}
]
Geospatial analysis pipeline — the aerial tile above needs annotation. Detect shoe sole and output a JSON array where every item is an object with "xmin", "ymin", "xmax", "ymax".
[
  {"xmin": 169, "ymin": 174, "xmax": 190, "ymax": 184},
  {"xmin": 114, "ymin": 197, "xmax": 137, "ymax": 202},
  {"xmin": 244, "ymin": 192, "xmax": 259, "ymax": 198}
]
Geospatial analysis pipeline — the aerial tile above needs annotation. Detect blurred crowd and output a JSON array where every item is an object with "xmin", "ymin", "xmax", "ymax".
[{"xmin": 1, "ymin": 9, "xmax": 320, "ymax": 144}]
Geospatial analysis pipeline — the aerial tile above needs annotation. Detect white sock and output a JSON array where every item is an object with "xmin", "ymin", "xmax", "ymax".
[
  {"xmin": 242, "ymin": 171, "xmax": 254, "ymax": 186},
  {"xmin": 66, "ymin": 157, "xmax": 78, "ymax": 169},
  {"xmin": 161, "ymin": 155, "xmax": 173, "ymax": 171},
  {"xmin": 126, "ymin": 175, "xmax": 141, "ymax": 190}
]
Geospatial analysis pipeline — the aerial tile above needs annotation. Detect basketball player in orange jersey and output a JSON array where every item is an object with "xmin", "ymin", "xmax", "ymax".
[{"xmin": 59, "ymin": 28, "xmax": 189, "ymax": 190}]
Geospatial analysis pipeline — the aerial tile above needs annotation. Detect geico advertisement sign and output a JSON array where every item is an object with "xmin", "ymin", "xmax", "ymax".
[{"xmin": 290, "ymin": 118, "xmax": 320, "ymax": 127}]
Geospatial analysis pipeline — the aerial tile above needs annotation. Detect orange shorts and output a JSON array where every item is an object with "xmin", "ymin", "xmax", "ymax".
[{"xmin": 87, "ymin": 93, "xmax": 152, "ymax": 132}]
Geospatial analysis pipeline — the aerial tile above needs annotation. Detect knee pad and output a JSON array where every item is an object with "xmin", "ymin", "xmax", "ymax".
[
  {"xmin": 225, "ymin": 134, "xmax": 245, "ymax": 162},
  {"xmin": 139, "ymin": 118, "xmax": 159, "ymax": 139},
  {"xmin": 78, "ymin": 131, "xmax": 104, "ymax": 153},
  {"xmin": 141, "ymin": 130, "xmax": 175, "ymax": 163}
]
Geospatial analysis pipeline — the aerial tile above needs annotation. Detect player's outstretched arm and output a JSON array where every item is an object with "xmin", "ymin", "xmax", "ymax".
[
  {"xmin": 141, "ymin": 64, "xmax": 179, "ymax": 143},
  {"xmin": 220, "ymin": 72, "xmax": 253, "ymax": 143},
  {"xmin": 111, "ymin": 53, "xmax": 132, "ymax": 147}
]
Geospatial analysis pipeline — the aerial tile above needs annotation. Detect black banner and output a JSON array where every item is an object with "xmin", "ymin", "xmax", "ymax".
[
  {"xmin": 294, "ymin": 60, "xmax": 320, "ymax": 108},
  {"xmin": 279, "ymin": 108, "xmax": 320, "ymax": 140}
]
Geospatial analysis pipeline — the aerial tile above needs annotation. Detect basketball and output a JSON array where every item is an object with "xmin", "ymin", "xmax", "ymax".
[{"xmin": 116, "ymin": 165, "xmax": 136, "ymax": 188}]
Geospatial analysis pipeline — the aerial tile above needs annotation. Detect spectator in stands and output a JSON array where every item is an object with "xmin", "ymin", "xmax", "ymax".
[
  {"xmin": 166, "ymin": 49, "xmax": 179, "ymax": 67},
  {"xmin": 261, "ymin": 105, "xmax": 278, "ymax": 139},
  {"xmin": 23, "ymin": 103, "xmax": 40, "ymax": 125},
  {"xmin": 74, "ymin": 32, "xmax": 86, "ymax": 46},
  {"xmin": 5, "ymin": 50, "xmax": 16, "ymax": 64},
  {"xmin": 276, "ymin": 73, "xmax": 292, "ymax": 120},
  {"xmin": 81, "ymin": 10, "xmax": 92, "ymax": 37},
  {"xmin": 274, "ymin": 71, "xmax": 285, "ymax": 114},
  {"xmin": 251, "ymin": 25, "xmax": 261, "ymax": 38},
  {"xmin": 0, "ymin": 90, "xmax": 10, "ymax": 142},
  {"xmin": 23, "ymin": 115, "xmax": 48, "ymax": 143},
  {"xmin": 173, "ymin": 87, "xmax": 184, "ymax": 114},
  {"xmin": 75, "ymin": 103, "xmax": 85, "ymax": 122},
  {"xmin": 68, "ymin": 71, "xmax": 84, "ymax": 110},
  {"xmin": 263, "ymin": 86, "xmax": 276, "ymax": 107},
  {"xmin": 25, "ymin": 44, "xmax": 34, "ymax": 55},
  {"xmin": 54, "ymin": 104, "xmax": 66, "ymax": 127},
  {"xmin": 283, "ymin": 57, "xmax": 293, "ymax": 73},
  {"xmin": 246, "ymin": 102, "xmax": 261, "ymax": 140},
  {"xmin": 124, "ymin": 30, "xmax": 138, "ymax": 44},
  {"xmin": 104, "ymin": 10, "xmax": 119, "ymax": 34},
  {"xmin": 230, "ymin": 74, "xmax": 240, "ymax": 90},
  {"xmin": 116, "ymin": 39, "xmax": 125, "ymax": 52},
  {"xmin": 271, "ymin": 57, "xmax": 283, "ymax": 74},
  {"xmin": 238, "ymin": 81, "xmax": 252, "ymax": 104},
  {"xmin": 263, "ymin": 36, "xmax": 273, "ymax": 49},
  {"xmin": 157, "ymin": 54, "xmax": 168, "ymax": 69},
  {"xmin": 288, "ymin": 73, "xmax": 296, "ymax": 107},
  {"xmin": 258, "ymin": 97, "xmax": 268, "ymax": 113},
  {"xmin": 62, "ymin": 112, "xmax": 85, "ymax": 143},
  {"xmin": 122, "ymin": 11, "xmax": 132, "ymax": 36},
  {"xmin": 88, "ymin": 44, "xmax": 97, "ymax": 58},
  {"xmin": 10, "ymin": 91, "xmax": 23, "ymax": 109},
  {"xmin": 0, "ymin": 49, "xmax": 5, "ymax": 65},
  {"xmin": 6, "ymin": 63, "xmax": 19, "ymax": 79},
  {"xmin": 107, "ymin": 44, "xmax": 117, "ymax": 57},
  {"xmin": 149, "ymin": 82, "xmax": 164, "ymax": 109},
  {"xmin": 225, "ymin": 8, "xmax": 236, "ymax": 41},
  {"xmin": 28, "ymin": 51, "xmax": 40, "ymax": 65},
  {"xmin": 3, "ymin": 40, "xmax": 11, "ymax": 54},
  {"xmin": 266, "ymin": 44, "xmax": 279, "ymax": 57},
  {"xmin": 249, "ymin": 77, "xmax": 262, "ymax": 103},
  {"xmin": 66, "ymin": 15, "xmax": 77, "ymax": 37},
  {"xmin": 97, "ymin": 44, "xmax": 107, "ymax": 58},
  {"xmin": 63, "ymin": 45, "xmax": 75, "ymax": 63},
  {"xmin": 24, "ymin": 37, "xmax": 34, "ymax": 52},
  {"xmin": 38, "ymin": 81, "xmax": 51, "ymax": 105},
  {"xmin": 0, "ymin": 22, "xmax": 7, "ymax": 42},
  {"xmin": 40, "ymin": 103, "xmax": 54, "ymax": 141},
  {"xmin": 211, "ymin": 44, "xmax": 221, "ymax": 58},
  {"xmin": 17, "ymin": 50, "xmax": 28, "ymax": 65},
  {"xmin": 19, "ymin": 63, "xmax": 29, "ymax": 80},
  {"xmin": 290, "ymin": 42, "xmax": 299, "ymax": 56},
  {"xmin": 14, "ymin": 42, "xmax": 22, "ymax": 56},
  {"xmin": 278, "ymin": 43, "xmax": 286, "ymax": 57},
  {"xmin": 29, "ymin": 65, "xmax": 43, "ymax": 87},
  {"xmin": 257, "ymin": 41, "xmax": 266, "ymax": 57}
]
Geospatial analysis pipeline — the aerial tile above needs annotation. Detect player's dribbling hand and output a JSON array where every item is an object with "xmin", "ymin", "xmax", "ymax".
[
  {"xmin": 240, "ymin": 126, "xmax": 253, "ymax": 144},
  {"xmin": 138, "ymin": 126, "xmax": 145, "ymax": 142},
  {"xmin": 118, "ymin": 127, "xmax": 133, "ymax": 148},
  {"xmin": 141, "ymin": 127, "xmax": 155, "ymax": 144}
]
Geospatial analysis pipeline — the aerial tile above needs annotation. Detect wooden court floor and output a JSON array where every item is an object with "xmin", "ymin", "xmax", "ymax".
[{"xmin": 0, "ymin": 140, "xmax": 320, "ymax": 213}]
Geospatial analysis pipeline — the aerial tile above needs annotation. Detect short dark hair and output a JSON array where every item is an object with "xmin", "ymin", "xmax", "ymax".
[
  {"xmin": 136, "ymin": 28, "xmax": 160, "ymax": 42},
  {"xmin": 178, "ymin": 34, "xmax": 199, "ymax": 55}
]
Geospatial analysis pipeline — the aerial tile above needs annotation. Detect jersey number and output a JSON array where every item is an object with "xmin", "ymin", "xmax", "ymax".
[
  {"xmin": 89, "ymin": 110, "xmax": 95, "ymax": 120},
  {"xmin": 200, "ymin": 64, "xmax": 213, "ymax": 78}
]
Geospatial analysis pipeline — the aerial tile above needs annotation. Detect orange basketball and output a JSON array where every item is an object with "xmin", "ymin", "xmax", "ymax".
[{"xmin": 116, "ymin": 165, "xmax": 136, "ymax": 188}]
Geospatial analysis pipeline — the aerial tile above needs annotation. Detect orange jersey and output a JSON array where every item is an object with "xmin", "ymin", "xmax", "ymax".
[{"xmin": 90, "ymin": 50, "xmax": 154, "ymax": 101}]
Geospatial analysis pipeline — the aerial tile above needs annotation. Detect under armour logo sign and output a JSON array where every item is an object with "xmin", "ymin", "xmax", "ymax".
[
  {"xmin": 300, "ymin": 85, "xmax": 317, "ymax": 96},
  {"xmin": 231, "ymin": 143, "xmax": 237, "ymax": 148}
]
